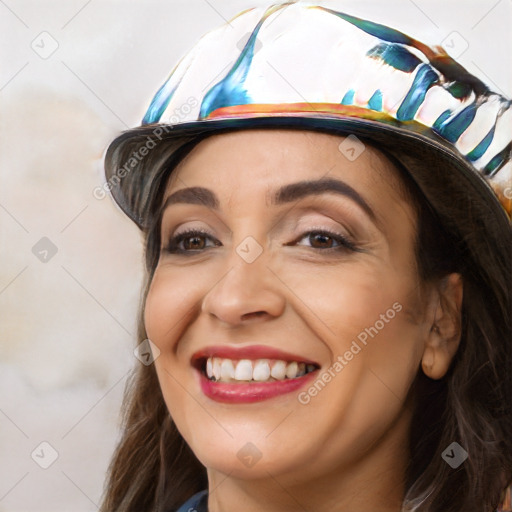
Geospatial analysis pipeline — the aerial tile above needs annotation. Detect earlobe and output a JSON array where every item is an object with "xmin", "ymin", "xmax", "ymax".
[
  {"xmin": 421, "ymin": 346, "xmax": 434, "ymax": 376},
  {"xmin": 421, "ymin": 273, "xmax": 463, "ymax": 380}
]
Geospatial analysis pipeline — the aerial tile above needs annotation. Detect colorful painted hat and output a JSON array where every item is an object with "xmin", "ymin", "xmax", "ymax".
[{"xmin": 104, "ymin": 1, "xmax": 511, "ymax": 232}]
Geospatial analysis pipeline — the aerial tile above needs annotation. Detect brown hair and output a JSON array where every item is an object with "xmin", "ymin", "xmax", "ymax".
[{"xmin": 99, "ymin": 127, "xmax": 512, "ymax": 512}]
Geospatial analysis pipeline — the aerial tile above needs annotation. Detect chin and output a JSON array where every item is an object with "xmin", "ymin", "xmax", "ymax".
[{"xmin": 183, "ymin": 426, "xmax": 308, "ymax": 480}]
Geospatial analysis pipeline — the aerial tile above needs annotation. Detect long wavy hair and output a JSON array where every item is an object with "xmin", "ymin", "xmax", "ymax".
[{"xmin": 99, "ymin": 127, "xmax": 512, "ymax": 512}]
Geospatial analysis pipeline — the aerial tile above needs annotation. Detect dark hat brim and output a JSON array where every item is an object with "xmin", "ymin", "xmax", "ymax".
[{"xmin": 103, "ymin": 116, "xmax": 511, "ymax": 246}]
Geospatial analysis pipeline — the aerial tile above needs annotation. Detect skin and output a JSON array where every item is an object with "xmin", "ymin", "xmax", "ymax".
[{"xmin": 144, "ymin": 129, "xmax": 463, "ymax": 512}]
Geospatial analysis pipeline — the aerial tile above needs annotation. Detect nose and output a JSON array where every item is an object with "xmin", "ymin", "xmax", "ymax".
[{"xmin": 201, "ymin": 254, "xmax": 286, "ymax": 326}]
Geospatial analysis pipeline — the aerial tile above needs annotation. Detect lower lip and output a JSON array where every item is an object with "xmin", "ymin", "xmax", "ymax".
[{"xmin": 198, "ymin": 370, "xmax": 318, "ymax": 403}]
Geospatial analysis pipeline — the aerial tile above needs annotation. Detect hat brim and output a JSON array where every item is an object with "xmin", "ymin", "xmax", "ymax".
[{"xmin": 103, "ymin": 115, "xmax": 511, "ymax": 243}]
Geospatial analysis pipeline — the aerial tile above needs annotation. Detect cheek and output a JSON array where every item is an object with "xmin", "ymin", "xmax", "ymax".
[
  {"xmin": 144, "ymin": 277, "xmax": 174, "ymax": 348},
  {"xmin": 283, "ymin": 258, "xmax": 425, "ymax": 392},
  {"xmin": 144, "ymin": 269, "xmax": 191, "ymax": 360},
  {"xmin": 144, "ymin": 266, "xmax": 200, "ymax": 350},
  {"xmin": 284, "ymin": 256, "xmax": 419, "ymax": 335},
  {"xmin": 288, "ymin": 266, "xmax": 424, "ymax": 447},
  {"xmin": 143, "ymin": 268, "xmax": 204, "ymax": 439}
]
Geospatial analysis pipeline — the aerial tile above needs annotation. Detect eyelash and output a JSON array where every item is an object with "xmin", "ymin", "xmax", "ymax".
[{"xmin": 162, "ymin": 227, "xmax": 359, "ymax": 254}]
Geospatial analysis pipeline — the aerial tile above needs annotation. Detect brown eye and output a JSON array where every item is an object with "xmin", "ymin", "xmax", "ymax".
[
  {"xmin": 182, "ymin": 235, "xmax": 206, "ymax": 250},
  {"xmin": 308, "ymin": 232, "xmax": 335, "ymax": 249},
  {"xmin": 163, "ymin": 229, "xmax": 220, "ymax": 254},
  {"xmin": 293, "ymin": 229, "xmax": 358, "ymax": 252}
]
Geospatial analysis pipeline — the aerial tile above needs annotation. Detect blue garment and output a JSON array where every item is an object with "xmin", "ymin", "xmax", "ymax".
[{"xmin": 176, "ymin": 490, "xmax": 208, "ymax": 512}]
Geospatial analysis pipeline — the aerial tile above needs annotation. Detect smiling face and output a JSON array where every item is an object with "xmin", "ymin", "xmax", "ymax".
[{"xmin": 143, "ymin": 128, "xmax": 442, "ymax": 504}]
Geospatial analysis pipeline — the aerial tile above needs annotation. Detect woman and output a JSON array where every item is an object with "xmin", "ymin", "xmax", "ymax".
[{"xmin": 99, "ymin": 3, "xmax": 511, "ymax": 511}]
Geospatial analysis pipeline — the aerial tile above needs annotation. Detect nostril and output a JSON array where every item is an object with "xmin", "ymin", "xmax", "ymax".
[{"xmin": 242, "ymin": 311, "xmax": 266, "ymax": 320}]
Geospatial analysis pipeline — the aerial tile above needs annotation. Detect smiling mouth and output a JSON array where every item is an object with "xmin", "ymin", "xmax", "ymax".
[{"xmin": 196, "ymin": 357, "xmax": 319, "ymax": 384}]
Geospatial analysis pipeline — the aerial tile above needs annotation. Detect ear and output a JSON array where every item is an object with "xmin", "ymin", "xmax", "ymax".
[{"xmin": 421, "ymin": 273, "xmax": 463, "ymax": 380}]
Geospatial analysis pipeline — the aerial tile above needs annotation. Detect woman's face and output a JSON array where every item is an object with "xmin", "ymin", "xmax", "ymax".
[{"xmin": 145, "ymin": 129, "xmax": 436, "ymax": 487}]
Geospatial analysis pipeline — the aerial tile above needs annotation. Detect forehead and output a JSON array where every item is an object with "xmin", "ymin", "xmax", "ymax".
[{"xmin": 163, "ymin": 128, "xmax": 408, "ymax": 206}]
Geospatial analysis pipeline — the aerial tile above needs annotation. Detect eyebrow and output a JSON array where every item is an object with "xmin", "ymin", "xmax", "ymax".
[
  {"xmin": 162, "ymin": 177, "xmax": 376, "ymax": 220},
  {"xmin": 163, "ymin": 186, "xmax": 219, "ymax": 210}
]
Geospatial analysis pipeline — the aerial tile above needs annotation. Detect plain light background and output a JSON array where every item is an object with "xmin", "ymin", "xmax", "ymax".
[{"xmin": 1, "ymin": 1, "xmax": 511, "ymax": 510}]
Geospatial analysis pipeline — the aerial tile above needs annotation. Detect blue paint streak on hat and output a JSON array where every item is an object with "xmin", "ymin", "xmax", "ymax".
[
  {"xmin": 466, "ymin": 126, "xmax": 495, "ymax": 162},
  {"xmin": 200, "ymin": 54, "xmax": 253, "ymax": 119},
  {"xmin": 396, "ymin": 64, "xmax": 439, "ymax": 121},
  {"xmin": 483, "ymin": 142, "xmax": 511, "ymax": 177},
  {"xmin": 341, "ymin": 89, "xmax": 355, "ymax": 105},
  {"xmin": 434, "ymin": 103, "xmax": 477, "ymax": 143},
  {"xmin": 142, "ymin": 76, "xmax": 180, "ymax": 125},
  {"xmin": 368, "ymin": 89, "xmax": 383, "ymax": 111},
  {"xmin": 446, "ymin": 81, "xmax": 472, "ymax": 100},
  {"xmin": 367, "ymin": 43, "xmax": 421, "ymax": 72},
  {"xmin": 199, "ymin": 5, "xmax": 285, "ymax": 119},
  {"xmin": 317, "ymin": 7, "xmax": 414, "ymax": 45},
  {"xmin": 433, "ymin": 110, "xmax": 451, "ymax": 131}
]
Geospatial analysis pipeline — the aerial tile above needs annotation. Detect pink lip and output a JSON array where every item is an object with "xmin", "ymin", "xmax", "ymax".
[
  {"xmin": 198, "ymin": 370, "xmax": 318, "ymax": 403},
  {"xmin": 191, "ymin": 344, "xmax": 320, "ymax": 404}
]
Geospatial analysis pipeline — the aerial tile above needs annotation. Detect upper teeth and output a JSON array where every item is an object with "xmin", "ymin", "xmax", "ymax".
[{"xmin": 205, "ymin": 357, "xmax": 316, "ymax": 383}]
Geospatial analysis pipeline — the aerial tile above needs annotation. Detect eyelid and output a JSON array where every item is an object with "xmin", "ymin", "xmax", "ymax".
[
  {"xmin": 275, "ymin": 202, "xmax": 365, "ymax": 238},
  {"xmin": 173, "ymin": 224, "xmax": 216, "ymax": 238},
  {"xmin": 163, "ymin": 219, "xmax": 219, "ymax": 242}
]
